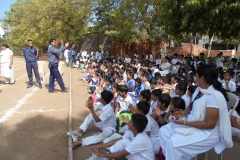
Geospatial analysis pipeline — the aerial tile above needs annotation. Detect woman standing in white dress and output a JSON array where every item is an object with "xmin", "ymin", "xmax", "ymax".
[
  {"xmin": 159, "ymin": 64, "xmax": 233, "ymax": 160},
  {"xmin": 0, "ymin": 44, "xmax": 15, "ymax": 84}
]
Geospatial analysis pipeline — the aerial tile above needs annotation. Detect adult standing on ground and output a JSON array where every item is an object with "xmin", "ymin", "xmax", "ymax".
[
  {"xmin": 23, "ymin": 40, "xmax": 42, "ymax": 88},
  {"xmin": 47, "ymin": 38, "xmax": 69, "ymax": 93},
  {"xmin": 0, "ymin": 44, "xmax": 15, "ymax": 84},
  {"xmin": 71, "ymin": 47, "xmax": 77, "ymax": 65}
]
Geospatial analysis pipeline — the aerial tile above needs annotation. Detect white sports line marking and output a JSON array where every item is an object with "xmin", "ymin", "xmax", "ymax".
[
  {"xmin": 0, "ymin": 74, "xmax": 27, "ymax": 89},
  {"xmin": 68, "ymin": 66, "xmax": 73, "ymax": 160},
  {"xmin": 0, "ymin": 88, "xmax": 38, "ymax": 124}
]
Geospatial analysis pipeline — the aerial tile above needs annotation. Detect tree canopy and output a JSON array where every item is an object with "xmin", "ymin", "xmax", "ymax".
[{"xmin": 1, "ymin": 0, "xmax": 92, "ymax": 48}]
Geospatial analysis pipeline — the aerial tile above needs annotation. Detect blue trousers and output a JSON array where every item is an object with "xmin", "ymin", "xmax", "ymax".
[
  {"xmin": 72, "ymin": 55, "xmax": 76, "ymax": 65},
  {"xmin": 26, "ymin": 62, "xmax": 41, "ymax": 86},
  {"xmin": 48, "ymin": 63, "xmax": 65, "ymax": 91}
]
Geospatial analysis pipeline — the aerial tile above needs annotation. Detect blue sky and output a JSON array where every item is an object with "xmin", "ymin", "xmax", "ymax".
[{"xmin": 0, "ymin": 0, "xmax": 16, "ymax": 19}]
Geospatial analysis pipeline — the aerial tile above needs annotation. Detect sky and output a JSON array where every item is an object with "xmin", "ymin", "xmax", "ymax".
[{"xmin": 0, "ymin": 0, "xmax": 16, "ymax": 36}]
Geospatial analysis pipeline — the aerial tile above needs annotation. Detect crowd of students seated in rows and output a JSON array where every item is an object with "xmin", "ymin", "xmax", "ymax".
[{"xmin": 66, "ymin": 52, "xmax": 239, "ymax": 160}]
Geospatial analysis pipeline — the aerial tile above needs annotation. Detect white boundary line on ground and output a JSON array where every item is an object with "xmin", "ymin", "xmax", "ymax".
[
  {"xmin": 0, "ymin": 74, "xmax": 27, "ymax": 89},
  {"xmin": 0, "ymin": 87, "xmax": 38, "ymax": 124},
  {"xmin": 0, "ymin": 72, "xmax": 50, "ymax": 124},
  {"xmin": 68, "ymin": 66, "xmax": 73, "ymax": 160}
]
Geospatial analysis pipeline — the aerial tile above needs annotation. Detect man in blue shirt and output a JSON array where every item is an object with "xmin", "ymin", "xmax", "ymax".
[
  {"xmin": 23, "ymin": 40, "xmax": 42, "ymax": 88},
  {"xmin": 48, "ymin": 38, "xmax": 69, "ymax": 93}
]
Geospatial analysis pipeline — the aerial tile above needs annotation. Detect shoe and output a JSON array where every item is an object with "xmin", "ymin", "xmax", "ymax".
[
  {"xmin": 48, "ymin": 90, "xmax": 55, "ymax": 93},
  {"xmin": 62, "ymin": 87, "xmax": 69, "ymax": 92},
  {"xmin": 37, "ymin": 84, "xmax": 43, "ymax": 89},
  {"xmin": 85, "ymin": 156, "xmax": 96, "ymax": 160},
  {"xmin": 67, "ymin": 130, "xmax": 83, "ymax": 137},
  {"xmin": 71, "ymin": 135, "xmax": 78, "ymax": 143},
  {"xmin": 27, "ymin": 85, "xmax": 33, "ymax": 88}
]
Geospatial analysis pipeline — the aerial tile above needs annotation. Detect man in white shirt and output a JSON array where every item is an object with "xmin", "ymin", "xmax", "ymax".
[
  {"xmin": 171, "ymin": 53, "xmax": 178, "ymax": 65},
  {"xmin": 124, "ymin": 55, "xmax": 131, "ymax": 63},
  {"xmin": 149, "ymin": 52, "xmax": 153, "ymax": 62},
  {"xmin": 63, "ymin": 49, "xmax": 69, "ymax": 66},
  {"xmin": 81, "ymin": 49, "xmax": 87, "ymax": 62},
  {"xmin": 67, "ymin": 91, "xmax": 116, "ymax": 149}
]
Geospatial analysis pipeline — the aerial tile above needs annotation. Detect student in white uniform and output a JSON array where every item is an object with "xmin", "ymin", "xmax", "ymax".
[
  {"xmin": 89, "ymin": 114, "xmax": 155, "ymax": 160},
  {"xmin": 115, "ymin": 85, "xmax": 134, "ymax": 117},
  {"xmin": 229, "ymin": 104, "xmax": 240, "ymax": 137},
  {"xmin": 67, "ymin": 91, "xmax": 116, "ymax": 149},
  {"xmin": 222, "ymin": 70, "xmax": 236, "ymax": 92},
  {"xmin": 159, "ymin": 65, "xmax": 233, "ymax": 160},
  {"xmin": 175, "ymin": 82, "xmax": 190, "ymax": 108}
]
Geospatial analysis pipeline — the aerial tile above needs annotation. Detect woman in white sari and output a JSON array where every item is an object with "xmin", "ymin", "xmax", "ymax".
[
  {"xmin": 0, "ymin": 44, "xmax": 15, "ymax": 84},
  {"xmin": 159, "ymin": 65, "xmax": 233, "ymax": 160}
]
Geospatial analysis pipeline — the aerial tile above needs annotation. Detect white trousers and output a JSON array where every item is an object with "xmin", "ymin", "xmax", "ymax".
[
  {"xmin": 232, "ymin": 127, "xmax": 240, "ymax": 137},
  {"xmin": 150, "ymin": 137, "xmax": 161, "ymax": 155},
  {"xmin": 159, "ymin": 125, "xmax": 221, "ymax": 160},
  {"xmin": 80, "ymin": 113, "xmax": 114, "ymax": 146}
]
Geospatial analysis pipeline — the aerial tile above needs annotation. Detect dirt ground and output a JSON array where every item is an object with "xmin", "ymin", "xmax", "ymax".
[{"xmin": 0, "ymin": 56, "xmax": 239, "ymax": 160}]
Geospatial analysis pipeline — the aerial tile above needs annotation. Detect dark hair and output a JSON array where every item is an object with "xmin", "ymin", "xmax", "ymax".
[
  {"xmin": 158, "ymin": 94, "xmax": 171, "ymax": 107},
  {"xmin": 49, "ymin": 38, "xmax": 56, "ymax": 44},
  {"xmin": 140, "ymin": 90, "xmax": 151, "ymax": 102},
  {"xmin": 171, "ymin": 97, "xmax": 185, "ymax": 110},
  {"xmin": 127, "ymin": 71, "xmax": 134, "ymax": 79},
  {"xmin": 136, "ymin": 101, "xmax": 150, "ymax": 115},
  {"xmin": 101, "ymin": 90, "xmax": 114, "ymax": 104},
  {"xmin": 28, "ymin": 39, "xmax": 32, "ymax": 42},
  {"xmin": 154, "ymin": 72, "xmax": 161, "ymax": 77},
  {"xmin": 188, "ymin": 86, "xmax": 198, "ymax": 94},
  {"xmin": 2, "ymin": 44, "xmax": 9, "ymax": 48},
  {"xmin": 106, "ymin": 77, "xmax": 113, "ymax": 84},
  {"xmin": 197, "ymin": 65, "xmax": 228, "ymax": 101},
  {"xmin": 117, "ymin": 75, "xmax": 124, "ymax": 80},
  {"xmin": 171, "ymin": 74, "xmax": 181, "ymax": 82},
  {"xmin": 112, "ymin": 83, "xmax": 119, "ymax": 90},
  {"xmin": 142, "ymin": 73, "xmax": 148, "ymax": 79},
  {"xmin": 117, "ymin": 85, "xmax": 128, "ymax": 93},
  {"xmin": 135, "ymin": 78, "xmax": 142, "ymax": 85},
  {"xmin": 225, "ymin": 70, "xmax": 234, "ymax": 77},
  {"xmin": 184, "ymin": 75, "xmax": 194, "ymax": 83},
  {"xmin": 131, "ymin": 114, "xmax": 148, "ymax": 133},
  {"xmin": 161, "ymin": 76, "xmax": 170, "ymax": 83},
  {"xmin": 151, "ymin": 89, "xmax": 162, "ymax": 97},
  {"xmin": 176, "ymin": 82, "xmax": 187, "ymax": 93},
  {"xmin": 149, "ymin": 77, "xmax": 158, "ymax": 85}
]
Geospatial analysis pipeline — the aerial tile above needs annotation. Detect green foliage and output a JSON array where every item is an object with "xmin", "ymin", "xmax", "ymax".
[{"xmin": 1, "ymin": 0, "xmax": 92, "ymax": 48}]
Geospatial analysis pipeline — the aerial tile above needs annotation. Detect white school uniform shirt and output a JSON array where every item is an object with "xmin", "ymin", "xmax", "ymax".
[
  {"xmin": 124, "ymin": 57, "xmax": 131, "ymax": 63},
  {"xmin": 170, "ymin": 83, "xmax": 178, "ymax": 98},
  {"xmin": 171, "ymin": 58, "xmax": 178, "ymax": 65},
  {"xmin": 116, "ymin": 95, "xmax": 134, "ymax": 112},
  {"xmin": 230, "ymin": 110, "xmax": 240, "ymax": 123},
  {"xmin": 125, "ymin": 132, "xmax": 155, "ymax": 160},
  {"xmin": 155, "ymin": 59, "xmax": 161, "ymax": 65},
  {"xmin": 145, "ymin": 115, "xmax": 160, "ymax": 138},
  {"xmin": 222, "ymin": 80, "xmax": 236, "ymax": 92},
  {"xmin": 181, "ymin": 94, "xmax": 190, "ymax": 109},
  {"xmin": 215, "ymin": 57, "xmax": 224, "ymax": 68},
  {"xmin": 94, "ymin": 103, "xmax": 116, "ymax": 129},
  {"xmin": 149, "ymin": 54, "xmax": 153, "ymax": 62},
  {"xmin": 150, "ymin": 100, "xmax": 158, "ymax": 110}
]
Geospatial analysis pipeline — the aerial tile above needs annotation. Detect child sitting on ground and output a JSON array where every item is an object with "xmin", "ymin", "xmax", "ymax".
[
  {"xmin": 152, "ymin": 94, "xmax": 171, "ymax": 127},
  {"xmin": 164, "ymin": 97, "xmax": 186, "ymax": 124},
  {"xmin": 92, "ymin": 114, "xmax": 154, "ymax": 160},
  {"xmin": 175, "ymin": 81, "xmax": 190, "ymax": 108},
  {"xmin": 67, "ymin": 91, "xmax": 116, "ymax": 149},
  {"xmin": 115, "ymin": 85, "xmax": 133, "ymax": 117}
]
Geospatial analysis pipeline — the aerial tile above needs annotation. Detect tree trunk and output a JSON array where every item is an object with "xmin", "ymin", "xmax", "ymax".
[
  {"xmin": 207, "ymin": 35, "xmax": 214, "ymax": 57},
  {"xmin": 190, "ymin": 33, "xmax": 193, "ymax": 56},
  {"xmin": 120, "ymin": 42, "xmax": 123, "ymax": 57},
  {"xmin": 151, "ymin": 41, "xmax": 156, "ymax": 60}
]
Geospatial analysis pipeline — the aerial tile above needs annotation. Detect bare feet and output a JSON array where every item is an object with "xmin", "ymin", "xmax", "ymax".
[{"xmin": 72, "ymin": 141, "xmax": 82, "ymax": 150}]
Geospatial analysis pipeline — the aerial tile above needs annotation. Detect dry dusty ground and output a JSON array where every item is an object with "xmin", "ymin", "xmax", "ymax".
[{"xmin": 0, "ymin": 56, "xmax": 239, "ymax": 160}]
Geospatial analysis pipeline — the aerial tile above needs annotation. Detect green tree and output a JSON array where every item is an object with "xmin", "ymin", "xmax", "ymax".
[{"xmin": 1, "ymin": 0, "xmax": 92, "ymax": 48}]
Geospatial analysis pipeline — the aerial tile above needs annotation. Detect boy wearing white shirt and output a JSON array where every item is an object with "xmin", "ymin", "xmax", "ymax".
[
  {"xmin": 175, "ymin": 82, "xmax": 190, "ymax": 108},
  {"xmin": 92, "ymin": 114, "xmax": 155, "ymax": 160},
  {"xmin": 68, "ymin": 91, "xmax": 116, "ymax": 149},
  {"xmin": 222, "ymin": 71, "xmax": 236, "ymax": 92},
  {"xmin": 115, "ymin": 85, "xmax": 134, "ymax": 116}
]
